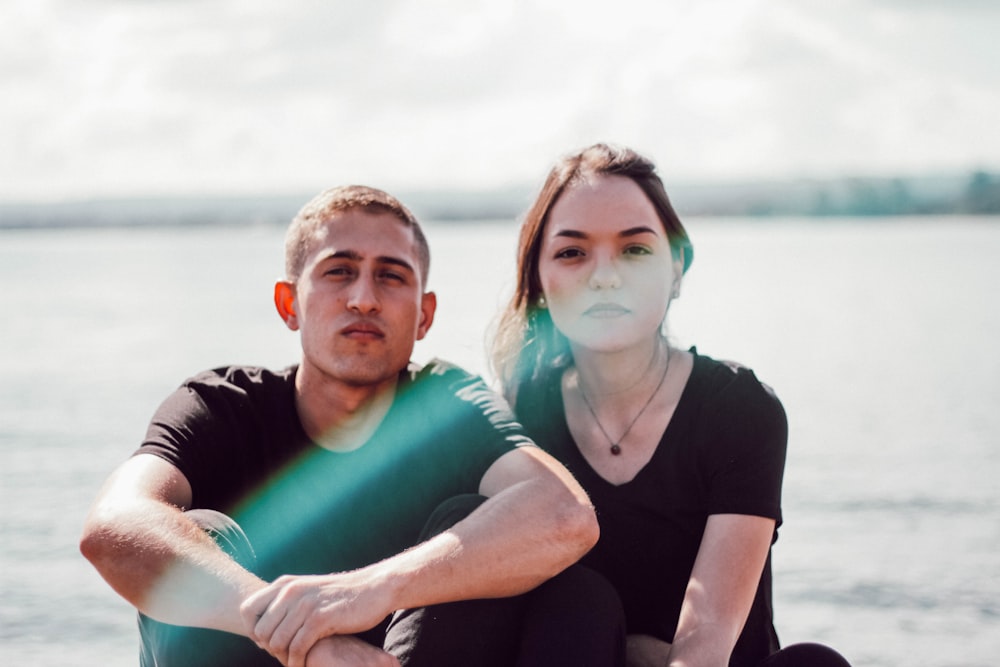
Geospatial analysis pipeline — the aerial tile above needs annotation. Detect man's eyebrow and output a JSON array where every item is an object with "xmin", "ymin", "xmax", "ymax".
[
  {"xmin": 323, "ymin": 250, "xmax": 415, "ymax": 274},
  {"xmin": 327, "ymin": 249, "xmax": 363, "ymax": 262},
  {"xmin": 376, "ymin": 256, "xmax": 416, "ymax": 274}
]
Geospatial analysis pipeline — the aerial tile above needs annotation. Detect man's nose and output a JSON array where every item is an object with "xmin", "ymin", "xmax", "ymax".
[{"xmin": 346, "ymin": 275, "xmax": 381, "ymax": 313}]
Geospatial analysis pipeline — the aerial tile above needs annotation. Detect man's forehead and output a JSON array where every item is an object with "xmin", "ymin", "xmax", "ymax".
[{"xmin": 309, "ymin": 209, "xmax": 418, "ymax": 260}]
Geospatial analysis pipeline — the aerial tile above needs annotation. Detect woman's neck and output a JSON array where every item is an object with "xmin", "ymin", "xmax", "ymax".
[{"xmin": 571, "ymin": 337, "xmax": 666, "ymax": 401}]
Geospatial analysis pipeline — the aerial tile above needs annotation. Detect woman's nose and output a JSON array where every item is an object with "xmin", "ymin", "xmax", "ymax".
[{"xmin": 588, "ymin": 254, "xmax": 622, "ymax": 290}]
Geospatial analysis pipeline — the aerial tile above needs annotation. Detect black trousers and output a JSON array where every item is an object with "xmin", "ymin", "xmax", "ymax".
[
  {"xmin": 383, "ymin": 494, "xmax": 626, "ymax": 667},
  {"xmin": 757, "ymin": 642, "xmax": 853, "ymax": 667},
  {"xmin": 138, "ymin": 496, "xmax": 626, "ymax": 666}
]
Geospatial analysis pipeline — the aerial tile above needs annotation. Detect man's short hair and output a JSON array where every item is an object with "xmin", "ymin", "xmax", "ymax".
[{"xmin": 284, "ymin": 185, "xmax": 431, "ymax": 285}]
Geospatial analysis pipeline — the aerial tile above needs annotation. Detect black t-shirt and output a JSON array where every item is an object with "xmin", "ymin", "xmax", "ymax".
[
  {"xmin": 137, "ymin": 359, "xmax": 531, "ymax": 580},
  {"xmin": 515, "ymin": 350, "xmax": 787, "ymax": 665}
]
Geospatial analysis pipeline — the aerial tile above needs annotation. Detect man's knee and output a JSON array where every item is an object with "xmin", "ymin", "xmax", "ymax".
[
  {"xmin": 528, "ymin": 564, "xmax": 625, "ymax": 629},
  {"xmin": 418, "ymin": 494, "xmax": 487, "ymax": 541}
]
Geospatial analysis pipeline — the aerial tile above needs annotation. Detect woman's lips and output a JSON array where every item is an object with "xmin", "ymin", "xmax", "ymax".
[{"xmin": 583, "ymin": 303, "xmax": 629, "ymax": 318}]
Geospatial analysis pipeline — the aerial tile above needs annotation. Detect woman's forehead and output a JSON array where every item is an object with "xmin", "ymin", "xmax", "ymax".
[{"xmin": 547, "ymin": 175, "xmax": 662, "ymax": 235}]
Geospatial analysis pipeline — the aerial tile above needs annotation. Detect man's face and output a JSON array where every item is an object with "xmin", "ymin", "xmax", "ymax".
[{"xmin": 282, "ymin": 209, "xmax": 435, "ymax": 389}]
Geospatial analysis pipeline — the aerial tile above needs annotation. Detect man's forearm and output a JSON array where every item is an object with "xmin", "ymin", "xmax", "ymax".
[
  {"xmin": 375, "ymin": 475, "xmax": 598, "ymax": 610},
  {"xmin": 242, "ymin": 448, "xmax": 599, "ymax": 666},
  {"xmin": 80, "ymin": 498, "xmax": 265, "ymax": 635}
]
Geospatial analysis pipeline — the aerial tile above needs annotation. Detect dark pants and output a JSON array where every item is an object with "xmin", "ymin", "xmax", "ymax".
[
  {"xmin": 384, "ymin": 495, "xmax": 626, "ymax": 667},
  {"xmin": 758, "ymin": 642, "xmax": 853, "ymax": 667},
  {"xmin": 138, "ymin": 497, "xmax": 626, "ymax": 666}
]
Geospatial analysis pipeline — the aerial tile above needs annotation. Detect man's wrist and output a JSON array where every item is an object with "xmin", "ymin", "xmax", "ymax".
[{"xmin": 362, "ymin": 557, "xmax": 410, "ymax": 614}]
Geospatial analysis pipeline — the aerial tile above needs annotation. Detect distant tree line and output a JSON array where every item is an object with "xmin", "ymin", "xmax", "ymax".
[
  {"xmin": 3, "ymin": 171, "xmax": 999, "ymax": 230},
  {"xmin": 809, "ymin": 170, "xmax": 1000, "ymax": 216}
]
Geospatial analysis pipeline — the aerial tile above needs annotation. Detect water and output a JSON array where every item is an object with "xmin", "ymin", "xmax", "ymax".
[{"xmin": 1, "ymin": 217, "xmax": 998, "ymax": 666}]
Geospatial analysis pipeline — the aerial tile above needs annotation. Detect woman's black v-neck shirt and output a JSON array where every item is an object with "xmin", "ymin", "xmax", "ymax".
[{"xmin": 515, "ymin": 349, "xmax": 787, "ymax": 664}]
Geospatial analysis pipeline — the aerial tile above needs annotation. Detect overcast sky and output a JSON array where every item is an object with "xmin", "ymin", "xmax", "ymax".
[{"xmin": 3, "ymin": 0, "xmax": 998, "ymax": 202}]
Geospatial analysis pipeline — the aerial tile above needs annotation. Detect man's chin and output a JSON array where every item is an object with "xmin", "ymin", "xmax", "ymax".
[{"xmin": 332, "ymin": 361, "xmax": 401, "ymax": 388}]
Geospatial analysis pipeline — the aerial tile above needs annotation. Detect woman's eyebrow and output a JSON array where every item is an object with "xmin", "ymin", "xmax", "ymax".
[
  {"xmin": 618, "ymin": 225, "xmax": 659, "ymax": 238},
  {"xmin": 552, "ymin": 225, "xmax": 658, "ymax": 239},
  {"xmin": 553, "ymin": 228, "xmax": 588, "ymax": 239}
]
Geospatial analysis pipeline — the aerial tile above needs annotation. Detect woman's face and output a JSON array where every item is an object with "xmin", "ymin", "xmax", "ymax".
[{"xmin": 537, "ymin": 174, "xmax": 678, "ymax": 354}]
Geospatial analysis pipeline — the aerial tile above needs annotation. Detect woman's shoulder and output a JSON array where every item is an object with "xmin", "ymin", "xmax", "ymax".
[{"xmin": 687, "ymin": 348, "xmax": 784, "ymax": 415}]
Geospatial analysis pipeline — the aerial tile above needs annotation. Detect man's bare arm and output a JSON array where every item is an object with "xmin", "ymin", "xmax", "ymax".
[
  {"xmin": 80, "ymin": 453, "xmax": 266, "ymax": 635},
  {"xmin": 243, "ymin": 445, "xmax": 599, "ymax": 667}
]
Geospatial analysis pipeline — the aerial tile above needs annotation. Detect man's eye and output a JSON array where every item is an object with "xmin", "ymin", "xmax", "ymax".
[{"xmin": 380, "ymin": 271, "xmax": 405, "ymax": 282}]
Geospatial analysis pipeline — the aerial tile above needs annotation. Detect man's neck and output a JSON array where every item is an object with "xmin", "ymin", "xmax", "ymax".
[{"xmin": 294, "ymin": 369, "xmax": 400, "ymax": 453}]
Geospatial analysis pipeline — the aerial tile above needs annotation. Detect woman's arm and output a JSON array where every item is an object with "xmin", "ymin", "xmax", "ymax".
[{"xmin": 666, "ymin": 513, "xmax": 775, "ymax": 667}]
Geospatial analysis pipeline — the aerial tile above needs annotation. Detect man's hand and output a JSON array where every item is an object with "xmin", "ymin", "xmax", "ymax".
[
  {"xmin": 241, "ymin": 570, "xmax": 395, "ymax": 667},
  {"xmin": 305, "ymin": 636, "xmax": 399, "ymax": 667}
]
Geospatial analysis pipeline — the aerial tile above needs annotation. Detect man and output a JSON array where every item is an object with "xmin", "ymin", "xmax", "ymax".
[{"xmin": 80, "ymin": 186, "xmax": 622, "ymax": 667}]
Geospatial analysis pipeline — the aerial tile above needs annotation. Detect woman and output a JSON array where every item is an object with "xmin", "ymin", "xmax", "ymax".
[{"xmin": 492, "ymin": 143, "xmax": 851, "ymax": 667}]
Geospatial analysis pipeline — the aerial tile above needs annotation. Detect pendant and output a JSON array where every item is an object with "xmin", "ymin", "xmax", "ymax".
[{"xmin": 610, "ymin": 444, "xmax": 622, "ymax": 456}]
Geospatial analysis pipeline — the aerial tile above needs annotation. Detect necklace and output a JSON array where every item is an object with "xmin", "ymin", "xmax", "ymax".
[{"xmin": 578, "ymin": 345, "xmax": 671, "ymax": 456}]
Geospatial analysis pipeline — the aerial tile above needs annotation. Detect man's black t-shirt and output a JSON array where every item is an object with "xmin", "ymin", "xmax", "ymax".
[{"xmin": 137, "ymin": 360, "xmax": 531, "ymax": 580}]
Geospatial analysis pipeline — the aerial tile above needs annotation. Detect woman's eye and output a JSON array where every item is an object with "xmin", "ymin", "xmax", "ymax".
[
  {"xmin": 624, "ymin": 245, "xmax": 652, "ymax": 256},
  {"xmin": 554, "ymin": 247, "xmax": 584, "ymax": 260}
]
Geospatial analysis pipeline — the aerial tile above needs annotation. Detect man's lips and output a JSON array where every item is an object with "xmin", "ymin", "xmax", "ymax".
[
  {"xmin": 340, "ymin": 321, "xmax": 386, "ymax": 339},
  {"xmin": 583, "ymin": 302, "xmax": 630, "ymax": 318}
]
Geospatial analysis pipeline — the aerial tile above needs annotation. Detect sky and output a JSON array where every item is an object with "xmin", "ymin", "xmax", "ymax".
[{"xmin": 3, "ymin": 0, "xmax": 999, "ymax": 203}]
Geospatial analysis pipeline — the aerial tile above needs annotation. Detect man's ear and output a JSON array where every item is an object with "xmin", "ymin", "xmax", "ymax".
[
  {"xmin": 274, "ymin": 281, "xmax": 299, "ymax": 331},
  {"xmin": 416, "ymin": 291, "xmax": 437, "ymax": 341}
]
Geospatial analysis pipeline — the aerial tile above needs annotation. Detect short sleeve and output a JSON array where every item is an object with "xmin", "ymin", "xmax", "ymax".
[
  {"xmin": 400, "ymin": 360, "xmax": 536, "ymax": 490},
  {"xmin": 700, "ymin": 368, "xmax": 788, "ymax": 526},
  {"xmin": 135, "ymin": 368, "xmax": 257, "ymax": 507}
]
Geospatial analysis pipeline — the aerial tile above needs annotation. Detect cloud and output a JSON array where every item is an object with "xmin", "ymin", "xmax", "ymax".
[{"xmin": 2, "ymin": 0, "xmax": 998, "ymax": 201}]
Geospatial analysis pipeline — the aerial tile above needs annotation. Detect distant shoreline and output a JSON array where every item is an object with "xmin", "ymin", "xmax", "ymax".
[{"xmin": 2, "ymin": 170, "xmax": 998, "ymax": 229}]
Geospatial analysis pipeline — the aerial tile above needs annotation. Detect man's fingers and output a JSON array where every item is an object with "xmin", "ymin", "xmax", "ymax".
[
  {"xmin": 240, "ymin": 585, "xmax": 276, "ymax": 635},
  {"xmin": 253, "ymin": 600, "xmax": 293, "ymax": 656},
  {"xmin": 287, "ymin": 624, "xmax": 317, "ymax": 667}
]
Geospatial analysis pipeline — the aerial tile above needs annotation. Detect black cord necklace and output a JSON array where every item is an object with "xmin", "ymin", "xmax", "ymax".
[{"xmin": 577, "ymin": 345, "xmax": 671, "ymax": 456}]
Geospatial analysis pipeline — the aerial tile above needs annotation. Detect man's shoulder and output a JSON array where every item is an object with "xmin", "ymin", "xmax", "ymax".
[
  {"xmin": 182, "ymin": 364, "xmax": 297, "ymax": 389},
  {"xmin": 175, "ymin": 364, "xmax": 298, "ymax": 409},
  {"xmin": 401, "ymin": 359, "xmax": 531, "ymax": 441},
  {"xmin": 404, "ymin": 358, "xmax": 480, "ymax": 388}
]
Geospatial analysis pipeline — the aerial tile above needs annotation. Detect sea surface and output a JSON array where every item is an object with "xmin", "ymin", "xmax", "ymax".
[{"xmin": 1, "ymin": 216, "xmax": 998, "ymax": 666}]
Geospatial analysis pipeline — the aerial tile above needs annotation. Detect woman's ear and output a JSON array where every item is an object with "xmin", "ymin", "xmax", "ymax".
[
  {"xmin": 671, "ymin": 249, "xmax": 685, "ymax": 298},
  {"xmin": 274, "ymin": 281, "xmax": 299, "ymax": 331}
]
